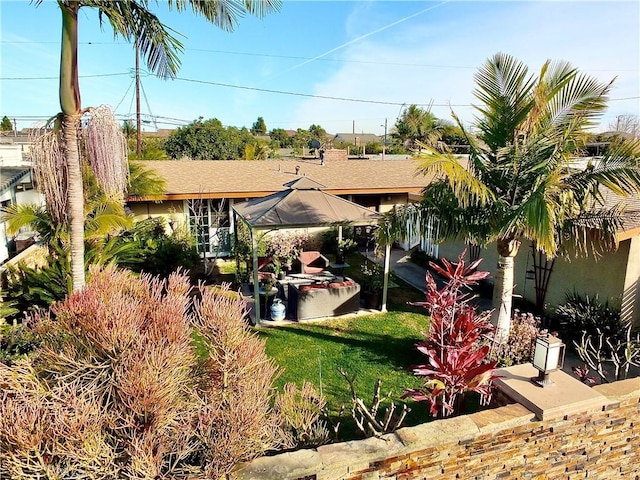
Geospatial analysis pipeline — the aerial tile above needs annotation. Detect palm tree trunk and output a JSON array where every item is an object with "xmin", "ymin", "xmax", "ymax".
[
  {"xmin": 60, "ymin": 3, "xmax": 85, "ymax": 291},
  {"xmin": 63, "ymin": 113, "xmax": 85, "ymax": 291},
  {"xmin": 492, "ymin": 239, "xmax": 521, "ymax": 341}
]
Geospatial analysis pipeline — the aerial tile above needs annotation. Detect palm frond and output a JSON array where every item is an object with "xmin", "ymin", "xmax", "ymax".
[
  {"xmin": 128, "ymin": 161, "xmax": 167, "ymax": 196},
  {"xmin": 1, "ymin": 203, "xmax": 55, "ymax": 239},
  {"xmin": 414, "ymin": 145, "xmax": 494, "ymax": 208}
]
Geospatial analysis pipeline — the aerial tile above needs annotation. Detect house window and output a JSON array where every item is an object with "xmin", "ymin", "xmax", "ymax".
[{"xmin": 187, "ymin": 199, "xmax": 231, "ymax": 256}]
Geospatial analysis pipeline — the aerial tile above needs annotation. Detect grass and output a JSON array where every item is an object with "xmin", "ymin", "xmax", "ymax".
[{"xmin": 252, "ymin": 251, "xmax": 436, "ymax": 438}]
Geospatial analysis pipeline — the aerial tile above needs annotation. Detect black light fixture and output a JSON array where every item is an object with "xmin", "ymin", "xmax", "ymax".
[{"xmin": 531, "ymin": 334, "xmax": 566, "ymax": 387}]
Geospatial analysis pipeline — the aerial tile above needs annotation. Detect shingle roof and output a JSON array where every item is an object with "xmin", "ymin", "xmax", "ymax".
[
  {"xmin": 135, "ymin": 158, "xmax": 431, "ymax": 199},
  {"xmin": 0, "ymin": 167, "xmax": 30, "ymax": 193}
]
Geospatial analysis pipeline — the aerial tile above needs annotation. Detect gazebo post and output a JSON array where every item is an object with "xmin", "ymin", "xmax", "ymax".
[
  {"xmin": 381, "ymin": 243, "xmax": 391, "ymax": 312},
  {"xmin": 251, "ymin": 229, "xmax": 261, "ymax": 325}
]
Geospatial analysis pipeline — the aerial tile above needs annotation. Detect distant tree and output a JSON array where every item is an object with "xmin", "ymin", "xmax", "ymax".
[
  {"xmin": 0, "ymin": 116, "xmax": 13, "ymax": 131},
  {"xmin": 393, "ymin": 105, "xmax": 447, "ymax": 151},
  {"xmin": 128, "ymin": 136, "xmax": 169, "ymax": 160},
  {"xmin": 440, "ymin": 123, "xmax": 468, "ymax": 152},
  {"xmin": 165, "ymin": 117, "xmax": 255, "ymax": 160},
  {"xmin": 269, "ymin": 128, "xmax": 293, "ymax": 148},
  {"xmin": 121, "ymin": 119, "xmax": 136, "ymax": 139},
  {"xmin": 308, "ymin": 124, "xmax": 327, "ymax": 141},
  {"xmin": 251, "ymin": 116, "xmax": 267, "ymax": 135},
  {"xmin": 292, "ymin": 128, "xmax": 312, "ymax": 150},
  {"xmin": 609, "ymin": 114, "xmax": 639, "ymax": 138}
]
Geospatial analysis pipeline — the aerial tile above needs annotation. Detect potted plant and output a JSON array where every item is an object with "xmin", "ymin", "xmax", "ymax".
[
  {"xmin": 361, "ymin": 261, "xmax": 384, "ymax": 309},
  {"xmin": 336, "ymin": 238, "xmax": 357, "ymax": 264}
]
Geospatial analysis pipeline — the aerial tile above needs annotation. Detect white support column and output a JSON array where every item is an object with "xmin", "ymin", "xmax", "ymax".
[
  {"xmin": 252, "ymin": 230, "xmax": 261, "ymax": 326},
  {"xmin": 381, "ymin": 243, "xmax": 391, "ymax": 312}
]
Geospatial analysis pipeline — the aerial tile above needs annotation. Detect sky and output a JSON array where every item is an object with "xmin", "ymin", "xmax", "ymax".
[{"xmin": 1, "ymin": 0, "xmax": 639, "ymax": 137}]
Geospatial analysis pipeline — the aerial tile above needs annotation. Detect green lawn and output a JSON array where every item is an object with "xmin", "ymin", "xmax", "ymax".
[{"xmin": 254, "ymin": 252, "xmax": 436, "ymax": 438}]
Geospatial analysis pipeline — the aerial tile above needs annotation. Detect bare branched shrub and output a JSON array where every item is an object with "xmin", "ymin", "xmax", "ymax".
[
  {"xmin": 0, "ymin": 267, "xmax": 279, "ymax": 479},
  {"xmin": 574, "ymin": 322, "xmax": 640, "ymax": 383},
  {"xmin": 274, "ymin": 381, "xmax": 330, "ymax": 449},
  {"xmin": 339, "ymin": 370, "xmax": 409, "ymax": 438}
]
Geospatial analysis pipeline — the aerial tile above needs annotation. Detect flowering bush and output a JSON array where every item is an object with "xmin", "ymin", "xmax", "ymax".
[
  {"xmin": 266, "ymin": 231, "xmax": 309, "ymax": 266},
  {"xmin": 361, "ymin": 261, "xmax": 384, "ymax": 293},
  {"xmin": 486, "ymin": 310, "xmax": 545, "ymax": 366},
  {"xmin": 403, "ymin": 252, "xmax": 499, "ymax": 418}
]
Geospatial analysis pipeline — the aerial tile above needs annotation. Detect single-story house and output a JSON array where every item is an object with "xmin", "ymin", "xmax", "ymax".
[{"xmin": 128, "ymin": 155, "xmax": 640, "ymax": 328}]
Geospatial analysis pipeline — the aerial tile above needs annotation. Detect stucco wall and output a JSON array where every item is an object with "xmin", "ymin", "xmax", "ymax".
[
  {"xmin": 541, "ymin": 242, "xmax": 628, "ymax": 310},
  {"xmin": 436, "ymin": 239, "xmax": 634, "ymax": 325},
  {"xmin": 129, "ymin": 200, "xmax": 185, "ymax": 223},
  {"xmin": 378, "ymin": 194, "xmax": 410, "ymax": 214},
  {"xmin": 622, "ymin": 236, "xmax": 640, "ymax": 328}
]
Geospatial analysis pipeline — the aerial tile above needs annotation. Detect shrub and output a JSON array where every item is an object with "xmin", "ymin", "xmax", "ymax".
[
  {"xmin": 554, "ymin": 292, "xmax": 624, "ymax": 348},
  {"xmin": 274, "ymin": 382, "xmax": 330, "ymax": 449},
  {"xmin": 487, "ymin": 310, "xmax": 545, "ymax": 367},
  {"xmin": 403, "ymin": 253, "xmax": 498, "ymax": 418},
  {"xmin": 409, "ymin": 248, "xmax": 437, "ymax": 269},
  {"xmin": 360, "ymin": 261, "xmax": 385, "ymax": 293},
  {"xmin": 0, "ymin": 322, "xmax": 38, "ymax": 366},
  {"xmin": 0, "ymin": 266, "xmax": 278, "ymax": 478}
]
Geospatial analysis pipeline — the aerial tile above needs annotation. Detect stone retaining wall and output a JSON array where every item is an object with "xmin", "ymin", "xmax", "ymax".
[{"xmin": 234, "ymin": 378, "xmax": 639, "ymax": 479}]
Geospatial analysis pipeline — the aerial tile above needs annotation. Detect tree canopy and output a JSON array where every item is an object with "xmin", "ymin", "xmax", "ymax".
[
  {"xmin": 251, "ymin": 116, "xmax": 267, "ymax": 135},
  {"xmin": 165, "ymin": 117, "xmax": 266, "ymax": 160},
  {"xmin": 0, "ymin": 116, "xmax": 13, "ymax": 131}
]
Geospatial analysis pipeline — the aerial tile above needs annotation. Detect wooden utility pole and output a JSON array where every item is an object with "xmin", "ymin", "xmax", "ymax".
[{"xmin": 135, "ymin": 39, "xmax": 142, "ymax": 156}]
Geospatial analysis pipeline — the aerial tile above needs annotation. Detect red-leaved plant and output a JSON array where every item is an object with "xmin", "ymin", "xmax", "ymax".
[{"xmin": 403, "ymin": 251, "xmax": 499, "ymax": 417}]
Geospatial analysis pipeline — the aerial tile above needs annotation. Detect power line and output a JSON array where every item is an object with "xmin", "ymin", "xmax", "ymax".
[
  {"xmin": 173, "ymin": 76, "xmax": 465, "ymax": 107},
  {"xmin": 3, "ymin": 40, "xmax": 638, "ymax": 73},
  {"xmin": 0, "ymin": 72, "xmax": 131, "ymax": 80}
]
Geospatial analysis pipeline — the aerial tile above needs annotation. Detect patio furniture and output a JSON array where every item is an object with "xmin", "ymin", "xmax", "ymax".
[
  {"xmin": 287, "ymin": 278, "xmax": 360, "ymax": 321},
  {"xmin": 257, "ymin": 256, "xmax": 276, "ymax": 282},
  {"xmin": 298, "ymin": 251, "xmax": 330, "ymax": 274}
]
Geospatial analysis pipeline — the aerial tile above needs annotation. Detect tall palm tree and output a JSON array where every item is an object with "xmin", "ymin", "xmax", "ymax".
[
  {"xmin": 380, "ymin": 52, "xmax": 640, "ymax": 339},
  {"xmin": 34, "ymin": 0, "xmax": 281, "ymax": 292}
]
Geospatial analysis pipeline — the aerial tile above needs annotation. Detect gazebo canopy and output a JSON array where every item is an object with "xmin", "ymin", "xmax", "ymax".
[
  {"xmin": 232, "ymin": 177, "xmax": 390, "ymax": 324},
  {"xmin": 232, "ymin": 177, "xmax": 381, "ymax": 230}
]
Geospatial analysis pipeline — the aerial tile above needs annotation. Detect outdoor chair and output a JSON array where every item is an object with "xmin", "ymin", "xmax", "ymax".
[{"xmin": 298, "ymin": 251, "xmax": 329, "ymax": 274}]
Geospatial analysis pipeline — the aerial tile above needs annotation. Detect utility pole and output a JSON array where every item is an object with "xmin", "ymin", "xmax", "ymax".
[
  {"xmin": 135, "ymin": 39, "xmax": 142, "ymax": 156},
  {"xmin": 381, "ymin": 118, "xmax": 387, "ymax": 160}
]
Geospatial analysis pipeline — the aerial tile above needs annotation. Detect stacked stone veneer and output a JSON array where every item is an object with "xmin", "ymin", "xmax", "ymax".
[{"xmin": 235, "ymin": 378, "xmax": 639, "ymax": 479}]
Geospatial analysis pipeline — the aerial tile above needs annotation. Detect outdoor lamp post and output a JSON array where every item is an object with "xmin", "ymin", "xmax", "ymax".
[{"xmin": 531, "ymin": 333, "xmax": 566, "ymax": 387}]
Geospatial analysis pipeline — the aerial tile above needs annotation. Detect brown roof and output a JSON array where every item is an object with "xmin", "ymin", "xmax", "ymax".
[
  {"xmin": 233, "ymin": 184, "xmax": 382, "ymax": 229},
  {"xmin": 600, "ymin": 188, "xmax": 640, "ymax": 240},
  {"xmin": 134, "ymin": 158, "xmax": 430, "ymax": 200}
]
